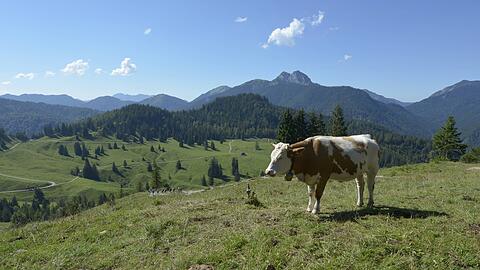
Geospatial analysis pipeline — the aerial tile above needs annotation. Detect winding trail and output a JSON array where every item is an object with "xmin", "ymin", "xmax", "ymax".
[
  {"xmin": 0, "ymin": 172, "xmax": 79, "ymax": 194},
  {"xmin": 0, "ymin": 139, "xmax": 238, "ymax": 194}
]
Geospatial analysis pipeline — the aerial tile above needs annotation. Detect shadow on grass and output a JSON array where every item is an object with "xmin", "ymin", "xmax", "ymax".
[{"xmin": 324, "ymin": 205, "xmax": 448, "ymax": 222}]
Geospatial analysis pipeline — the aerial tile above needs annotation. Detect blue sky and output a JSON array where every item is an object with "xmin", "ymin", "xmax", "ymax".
[{"xmin": 0, "ymin": 0, "xmax": 479, "ymax": 101}]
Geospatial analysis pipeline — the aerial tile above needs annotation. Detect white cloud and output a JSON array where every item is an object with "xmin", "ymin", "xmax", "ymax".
[
  {"xmin": 1, "ymin": 81, "xmax": 11, "ymax": 85},
  {"xmin": 45, "ymin": 71, "xmax": 56, "ymax": 78},
  {"xmin": 111, "ymin": 58, "xmax": 136, "ymax": 76},
  {"xmin": 265, "ymin": 18, "xmax": 305, "ymax": 47},
  {"xmin": 15, "ymin": 73, "xmax": 35, "ymax": 80},
  {"xmin": 144, "ymin": 28, "xmax": 152, "ymax": 35},
  {"xmin": 235, "ymin": 16, "xmax": 248, "ymax": 23},
  {"xmin": 344, "ymin": 54, "xmax": 352, "ymax": 61},
  {"xmin": 95, "ymin": 68, "xmax": 103, "ymax": 74},
  {"xmin": 311, "ymin": 11, "xmax": 325, "ymax": 26},
  {"xmin": 329, "ymin": 26, "xmax": 340, "ymax": 31},
  {"xmin": 61, "ymin": 59, "xmax": 89, "ymax": 76}
]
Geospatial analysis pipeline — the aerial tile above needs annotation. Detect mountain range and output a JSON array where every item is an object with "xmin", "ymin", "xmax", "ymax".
[{"xmin": 1, "ymin": 71, "xmax": 480, "ymax": 145}]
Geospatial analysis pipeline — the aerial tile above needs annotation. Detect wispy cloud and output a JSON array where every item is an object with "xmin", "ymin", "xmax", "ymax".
[
  {"xmin": 329, "ymin": 26, "xmax": 340, "ymax": 31},
  {"xmin": 235, "ymin": 16, "xmax": 248, "ymax": 23},
  {"xmin": 61, "ymin": 59, "xmax": 89, "ymax": 76},
  {"xmin": 1, "ymin": 81, "xmax": 11, "ymax": 85},
  {"xmin": 263, "ymin": 18, "xmax": 305, "ymax": 48},
  {"xmin": 144, "ymin": 28, "xmax": 152, "ymax": 35},
  {"xmin": 15, "ymin": 72, "xmax": 35, "ymax": 80},
  {"xmin": 111, "ymin": 58, "xmax": 136, "ymax": 76},
  {"xmin": 45, "ymin": 71, "xmax": 56, "ymax": 78},
  {"xmin": 344, "ymin": 54, "xmax": 352, "ymax": 61},
  {"xmin": 311, "ymin": 11, "xmax": 325, "ymax": 26},
  {"xmin": 94, "ymin": 68, "xmax": 103, "ymax": 75}
]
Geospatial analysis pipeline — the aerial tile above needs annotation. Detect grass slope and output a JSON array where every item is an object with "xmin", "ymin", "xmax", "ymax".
[
  {"xmin": 1, "ymin": 162, "xmax": 479, "ymax": 269},
  {"xmin": 0, "ymin": 137, "xmax": 273, "ymax": 202}
]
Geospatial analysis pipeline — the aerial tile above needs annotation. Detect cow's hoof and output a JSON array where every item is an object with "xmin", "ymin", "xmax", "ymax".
[
  {"xmin": 367, "ymin": 202, "xmax": 374, "ymax": 208},
  {"xmin": 306, "ymin": 208, "xmax": 312, "ymax": 212},
  {"xmin": 356, "ymin": 202, "xmax": 364, "ymax": 207},
  {"xmin": 311, "ymin": 209, "xmax": 319, "ymax": 215}
]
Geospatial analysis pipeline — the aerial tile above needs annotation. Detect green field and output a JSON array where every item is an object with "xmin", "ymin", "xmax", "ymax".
[
  {"xmin": 0, "ymin": 161, "xmax": 479, "ymax": 269},
  {"xmin": 0, "ymin": 137, "xmax": 273, "ymax": 202}
]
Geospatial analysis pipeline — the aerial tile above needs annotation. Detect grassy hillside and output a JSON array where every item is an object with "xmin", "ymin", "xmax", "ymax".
[
  {"xmin": 0, "ymin": 137, "xmax": 273, "ymax": 202},
  {"xmin": 1, "ymin": 162, "xmax": 479, "ymax": 269}
]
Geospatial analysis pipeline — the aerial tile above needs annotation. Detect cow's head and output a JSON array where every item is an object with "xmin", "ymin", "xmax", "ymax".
[{"xmin": 265, "ymin": 142, "xmax": 294, "ymax": 180}]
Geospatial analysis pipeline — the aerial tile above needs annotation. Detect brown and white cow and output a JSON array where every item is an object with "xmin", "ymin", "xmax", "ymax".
[{"xmin": 265, "ymin": 135, "xmax": 380, "ymax": 214}]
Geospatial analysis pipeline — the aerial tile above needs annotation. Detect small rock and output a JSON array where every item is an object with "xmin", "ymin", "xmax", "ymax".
[{"xmin": 99, "ymin": 230, "xmax": 108, "ymax": 235}]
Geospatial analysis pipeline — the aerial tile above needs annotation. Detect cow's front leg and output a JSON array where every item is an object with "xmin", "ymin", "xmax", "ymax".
[
  {"xmin": 312, "ymin": 179, "xmax": 328, "ymax": 214},
  {"xmin": 306, "ymin": 185, "xmax": 315, "ymax": 212}
]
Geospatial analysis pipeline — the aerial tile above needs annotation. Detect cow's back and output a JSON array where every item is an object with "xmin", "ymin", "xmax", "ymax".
[{"xmin": 313, "ymin": 135, "xmax": 379, "ymax": 180}]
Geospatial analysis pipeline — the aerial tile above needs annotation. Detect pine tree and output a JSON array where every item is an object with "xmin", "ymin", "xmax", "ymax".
[
  {"xmin": 329, "ymin": 105, "xmax": 347, "ymax": 136},
  {"xmin": 176, "ymin": 160, "xmax": 182, "ymax": 171},
  {"xmin": 121, "ymin": 144, "xmax": 126, "ymax": 151},
  {"xmin": 151, "ymin": 161, "xmax": 162, "ymax": 189},
  {"xmin": 231, "ymin": 157, "xmax": 239, "ymax": 176},
  {"xmin": 432, "ymin": 116, "xmax": 467, "ymax": 161},
  {"xmin": 147, "ymin": 162, "xmax": 153, "ymax": 172},
  {"xmin": 277, "ymin": 109, "xmax": 296, "ymax": 143},
  {"xmin": 82, "ymin": 159, "xmax": 99, "ymax": 180},
  {"xmin": 200, "ymin": 175, "xmax": 207, "ymax": 186},
  {"xmin": 255, "ymin": 141, "xmax": 261, "ymax": 150},
  {"xmin": 73, "ymin": 142, "xmax": 82, "ymax": 156},
  {"xmin": 210, "ymin": 141, "xmax": 216, "ymax": 150},
  {"xmin": 150, "ymin": 145, "xmax": 155, "ymax": 152},
  {"xmin": 145, "ymin": 182, "xmax": 150, "ymax": 191},
  {"xmin": 123, "ymin": 160, "xmax": 128, "ymax": 168},
  {"xmin": 100, "ymin": 145, "xmax": 105, "ymax": 155},
  {"xmin": 113, "ymin": 142, "xmax": 118, "ymax": 149},
  {"xmin": 112, "ymin": 162, "xmax": 119, "ymax": 174},
  {"xmin": 58, "ymin": 145, "xmax": 69, "ymax": 156},
  {"xmin": 306, "ymin": 111, "xmax": 325, "ymax": 137},
  {"xmin": 203, "ymin": 140, "xmax": 208, "ymax": 150},
  {"xmin": 81, "ymin": 143, "xmax": 89, "ymax": 159},
  {"xmin": 293, "ymin": 109, "xmax": 307, "ymax": 141}
]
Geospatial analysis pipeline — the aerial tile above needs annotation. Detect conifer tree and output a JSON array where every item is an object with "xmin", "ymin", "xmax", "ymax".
[
  {"xmin": 73, "ymin": 142, "xmax": 82, "ymax": 156},
  {"xmin": 121, "ymin": 144, "xmax": 126, "ymax": 151},
  {"xmin": 150, "ymin": 145, "xmax": 155, "ymax": 152},
  {"xmin": 210, "ymin": 141, "xmax": 216, "ymax": 150},
  {"xmin": 201, "ymin": 175, "xmax": 207, "ymax": 186},
  {"xmin": 123, "ymin": 160, "xmax": 128, "ymax": 168},
  {"xmin": 329, "ymin": 105, "xmax": 347, "ymax": 136},
  {"xmin": 277, "ymin": 109, "xmax": 296, "ymax": 143},
  {"xmin": 432, "ymin": 116, "xmax": 467, "ymax": 161},
  {"xmin": 306, "ymin": 111, "xmax": 325, "ymax": 137},
  {"xmin": 293, "ymin": 109, "xmax": 307, "ymax": 142},
  {"xmin": 113, "ymin": 142, "xmax": 118, "ymax": 149},
  {"xmin": 176, "ymin": 160, "xmax": 182, "ymax": 171},
  {"xmin": 147, "ymin": 162, "xmax": 153, "ymax": 172},
  {"xmin": 112, "ymin": 162, "xmax": 119, "ymax": 174}
]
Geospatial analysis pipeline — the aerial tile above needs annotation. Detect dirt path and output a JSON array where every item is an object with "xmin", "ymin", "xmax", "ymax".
[{"xmin": 0, "ymin": 172, "xmax": 80, "ymax": 194}]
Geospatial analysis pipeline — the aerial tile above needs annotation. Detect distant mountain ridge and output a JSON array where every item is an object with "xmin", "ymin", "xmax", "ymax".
[
  {"xmin": 407, "ymin": 80, "xmax": 480, "ymax": 145},
  {"xmin": 140, "ymin": 94, "xmax": 189, "ymax": 111},
  {"xmin": 0, "ymin": 98, "xmax": 98, "ymax": 136},
  {"xmin": 112, "ymin": 93, "xmax": 153, "ymax": 102}
]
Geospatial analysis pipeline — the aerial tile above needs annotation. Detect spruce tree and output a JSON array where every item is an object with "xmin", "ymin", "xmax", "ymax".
[
  {"xmin": 200, "ymin": 175, "xmax": 207, "ymax": 186},
  {"xmin": 176, "ymin": 160, "xmax": 182, "ymax": 171},
  {"xmin": 123, "ymin": 160, "xmax": 128, "ymax": 168},
  {"xmin": 277, "ymin": 109, "xmax": 296, "ymax": 143},
  {"xmin": 150, "ymin": 145, "xmax": 155, "ymax": 152},
  {"xmin": 210, "ymin": 141, "xmax": 216, "ymax": 150},
  {"xmin": 151, "ymin": 161, "xmax": 162, "ymax": 189},
  {"xmin": 113, "ymin": 142, "xmax": 118, "ymax": 149},
  {"xmin": 293, "ymin": 109, "xmax": 307, "ymax": 141},
  {"xmin": 112, "ymin": 162, "xmax": 119, "ymax": 174},
  {"xmin": 147, "ymin": 162, "xmax": 153, "ymax": 172},
  {"xmin": 306, "ymin": 111, "xmax": 325, "ymax": 137},
  {"xmin": 73, "ymin": 142, "xmax": 82, "ymax": 156},
  {"xmin": 432, "ymin": 116, "xmax": 467, "ymax": 161},
  {"xmin": 329, "ymin": 105, "xmax": 347, "ymax": 136}
]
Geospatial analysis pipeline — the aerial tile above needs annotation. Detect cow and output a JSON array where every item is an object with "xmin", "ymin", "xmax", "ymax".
[{"xmin": 265, "ymin": 135, "xmax": 380, "ymax": 214}]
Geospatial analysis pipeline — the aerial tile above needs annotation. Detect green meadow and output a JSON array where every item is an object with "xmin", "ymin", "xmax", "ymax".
[
  {"xmin": 0, "ymin": 161, "xmax": 479, "ymax": 269},
  {"xmin": 0, "ymin": 137, "xmax": 273, "ymax": 202}
]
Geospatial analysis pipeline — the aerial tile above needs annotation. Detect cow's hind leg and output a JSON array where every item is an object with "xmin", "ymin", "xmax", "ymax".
[
  {"xmin": 312, "ymin": 179, "xmax": 328, "ymax": 215},
  {"xmin": 355, "ymin": 174, "xmax": 365, "ymax": 207},
  {"xmin": 366, "ymin": 171, "xmax": 377, "ymax": 207},
  {"xmin": 306, "ymin": 185, "xmax": 315, "ymax": 212}
]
